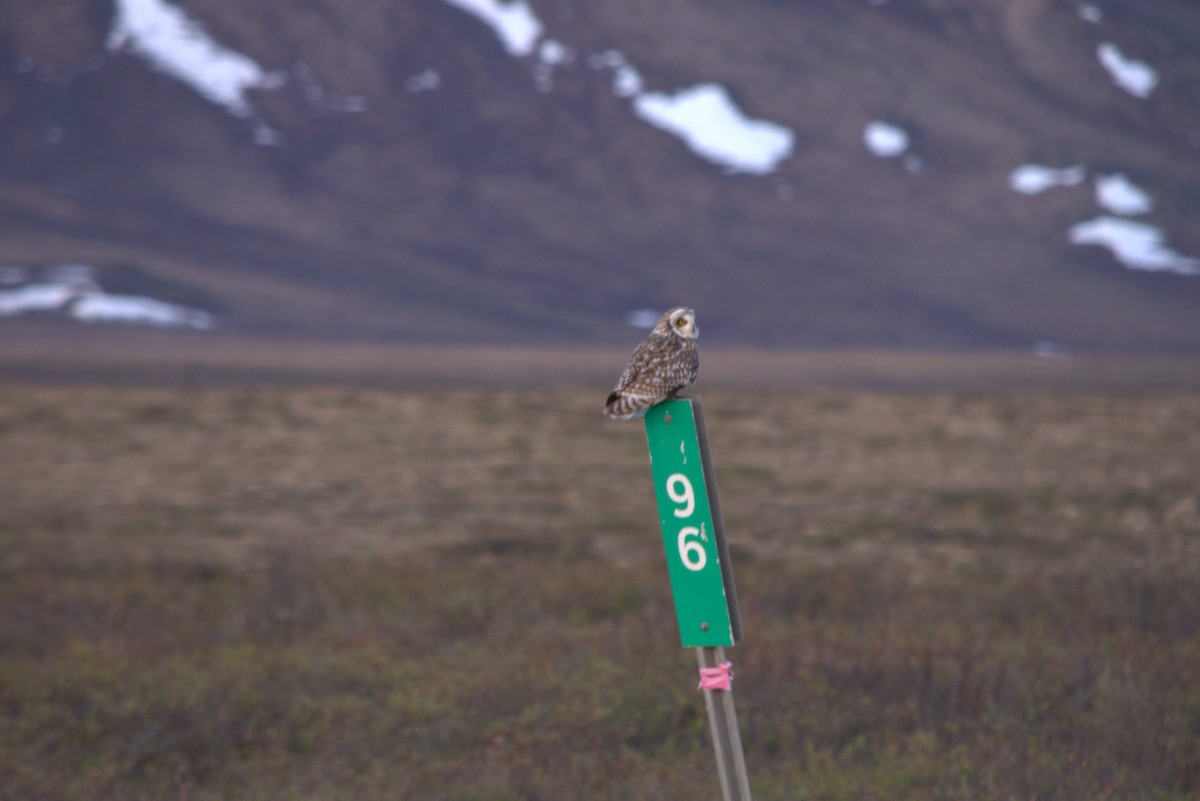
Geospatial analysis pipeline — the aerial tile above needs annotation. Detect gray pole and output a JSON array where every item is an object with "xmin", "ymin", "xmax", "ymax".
[{"xmin": 697, "ymin": 646, "xmax": 753, "ymax": 801}]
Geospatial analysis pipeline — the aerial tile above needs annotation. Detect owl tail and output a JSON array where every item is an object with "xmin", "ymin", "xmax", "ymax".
[{"xmin": 604, "ymin": 391, "xmax": 648, "ymax": 420}]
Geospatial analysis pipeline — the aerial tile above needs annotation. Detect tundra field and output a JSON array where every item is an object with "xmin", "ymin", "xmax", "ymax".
[{"xmin": 2, "ymin": 371, "xmax": 1200, "ymax": 799}]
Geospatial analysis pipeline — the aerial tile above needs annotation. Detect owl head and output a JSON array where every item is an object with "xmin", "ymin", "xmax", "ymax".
[{"xmin": 659, "ymin": 307, "xmax": 698, "ymax": 339}]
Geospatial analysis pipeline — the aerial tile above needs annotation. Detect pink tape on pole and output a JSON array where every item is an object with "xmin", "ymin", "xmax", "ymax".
[{"xmin": 698, "ymin": 661, "xmax": 734, "ymax": 691}]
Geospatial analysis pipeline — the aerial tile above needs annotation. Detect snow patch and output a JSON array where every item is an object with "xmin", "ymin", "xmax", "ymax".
[
  {"xmin": 0, "ymin": 264, "xmax": 214, "ymax": 328},
  {"xmin": 1009, "ymin": 165, "xmax": 1199, "ymax": 276},
  {"xmin": 633, "ymin": 84, "xmax": 794, "ymax": 175},
  {"xmin": 538, "ymin": 39, "xmax": 570, "ymax": 66},
  {"xmin": 0, "ymin": 283, "xmax": 80, "ymax": 316},
  {"xmin": 1096, "ymin": 42, "xmax": 1157, "ymax": 98},
  {"xmin": 406, "ymin": 69, "xmax": 442, "ymax": 93},
  {"xmin": 1069, "ymin": 217, "xmax": 1200, "ymax": 275},
  {"xmin": 435, "ymin": 3, "xmax": 794, "ymax": 174},
  {"xmin": 863, "ymin": 122, "xmax": 909, "ymax": 158},
  {"xmin": 438, "ymin": 0, "xmax": 543, "ymax": 57},
  {"xmin": 587, "ymin": 49, "xmax": 643, "ymax": 98},
  {"xmin": 1009, "ymin": 164, "xmax": 1085, "ymax": 195},
  {"xmin": 1095, "ymin": 173, "xmax": 1152, "ymax": 215},
  {"xmin": 864, "ymin": 121, "xmax": 921, "ymax": 172},
  {"xmin": 107, "ymin": 0, "xmax": 285, "ymax": 119},
  {"xmin": 70, "ymin": 294, "xmax": 212, "ymax": 329},
  {"xmin": 533, "ymin": 38, "xmax": 572, "ymax": 92}
]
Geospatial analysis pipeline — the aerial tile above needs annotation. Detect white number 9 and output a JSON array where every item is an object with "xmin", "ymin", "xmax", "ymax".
[
  {"xmin": 666, "ymin": 473, "xmax": 695, "ymax": 518},
  {"xmin": 678, "ymin": 526, "xmax": 707, "ymax": 571}
]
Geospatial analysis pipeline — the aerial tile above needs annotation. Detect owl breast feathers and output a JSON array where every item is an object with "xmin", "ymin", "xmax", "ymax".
[{"xmin": 605, "ymin": 307, "xmax": 699, "ymax": 419}]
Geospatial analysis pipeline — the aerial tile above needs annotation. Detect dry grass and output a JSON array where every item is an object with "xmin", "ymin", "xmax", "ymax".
[
  {"xmin": 4, "ymin": 329, "xmax": 1200, "ymax": 392},
  {"xmin": 2, "ymin": 385, "xmax": 1199, "ymax": 799}
]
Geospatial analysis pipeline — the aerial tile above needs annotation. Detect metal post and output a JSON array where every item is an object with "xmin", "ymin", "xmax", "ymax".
[
  {"xmin": 643, "ymin": 398, "xmax": 752, "ymax": 800},
  {"xmin": 697, "ymin": 646, "xmax": 753, "ymax": 801}
]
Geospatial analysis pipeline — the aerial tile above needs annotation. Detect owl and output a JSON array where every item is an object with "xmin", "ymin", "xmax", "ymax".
[{"xmin": 605, "ymin": 307, "xmax": 699, "ymax": 419}]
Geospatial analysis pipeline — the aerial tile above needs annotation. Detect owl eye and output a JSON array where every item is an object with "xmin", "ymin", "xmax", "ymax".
[{"xmin": 676, "ymin": 318, "xmax": 688, "ymax": 326}]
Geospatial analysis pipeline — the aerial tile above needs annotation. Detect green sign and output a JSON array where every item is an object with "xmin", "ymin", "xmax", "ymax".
[{"xmin": 644, "ymin": 399, "xmax": 740, "ymax": 648}]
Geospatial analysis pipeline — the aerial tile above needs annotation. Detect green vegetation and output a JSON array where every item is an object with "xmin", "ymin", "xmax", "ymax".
[{"xmin": 2, "ymin": 386, "xmax": 1199, "ymax": 799}]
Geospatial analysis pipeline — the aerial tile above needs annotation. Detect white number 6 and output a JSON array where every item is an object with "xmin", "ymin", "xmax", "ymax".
[
  {"xmin": 678, "ymin": 526, "xmax": 707, "ymax": 571},
  {"xmin": 666, "ymin": 473, "xmax": 695, "ymax": 518}
]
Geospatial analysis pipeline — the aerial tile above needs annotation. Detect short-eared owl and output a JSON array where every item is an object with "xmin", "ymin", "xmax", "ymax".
[{"xmin": 605, "ymin": 307, "xmax": 699, "ymax": 419}]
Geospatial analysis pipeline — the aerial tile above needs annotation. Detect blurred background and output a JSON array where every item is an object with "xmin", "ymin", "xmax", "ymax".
[
  {"xmin": 2, "ymin": 0, "xmax": 1199, "ymax": 366},
  {"xmin": 5, "ymin": 5, "xmax": 1200, "ymax": 799}
]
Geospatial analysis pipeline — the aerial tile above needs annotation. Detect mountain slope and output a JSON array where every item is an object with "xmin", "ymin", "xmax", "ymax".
[{"xmin": 1, "ymin": 0, "xmax": 1198, "ymax": 350}]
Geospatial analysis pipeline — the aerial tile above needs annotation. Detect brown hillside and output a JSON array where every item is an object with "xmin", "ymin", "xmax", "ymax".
[{"xmin": 0, "ymin": 0, "xmax": 1198, "ymax": 350}]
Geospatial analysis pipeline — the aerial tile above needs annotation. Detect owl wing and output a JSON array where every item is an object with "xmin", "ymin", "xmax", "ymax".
[
  {"xmin": 605, "ymin": 332, "xmax": 679, "ymax": 418},
  {"xmin": 617, "ymin": 332, "xmax": 677, "ymax": 390}
]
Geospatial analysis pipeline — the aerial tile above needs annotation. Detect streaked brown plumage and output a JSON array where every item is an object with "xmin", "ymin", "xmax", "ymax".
[{"xmin": 604, "ymin": 307, "xmax": 699, "ymax": 419}]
